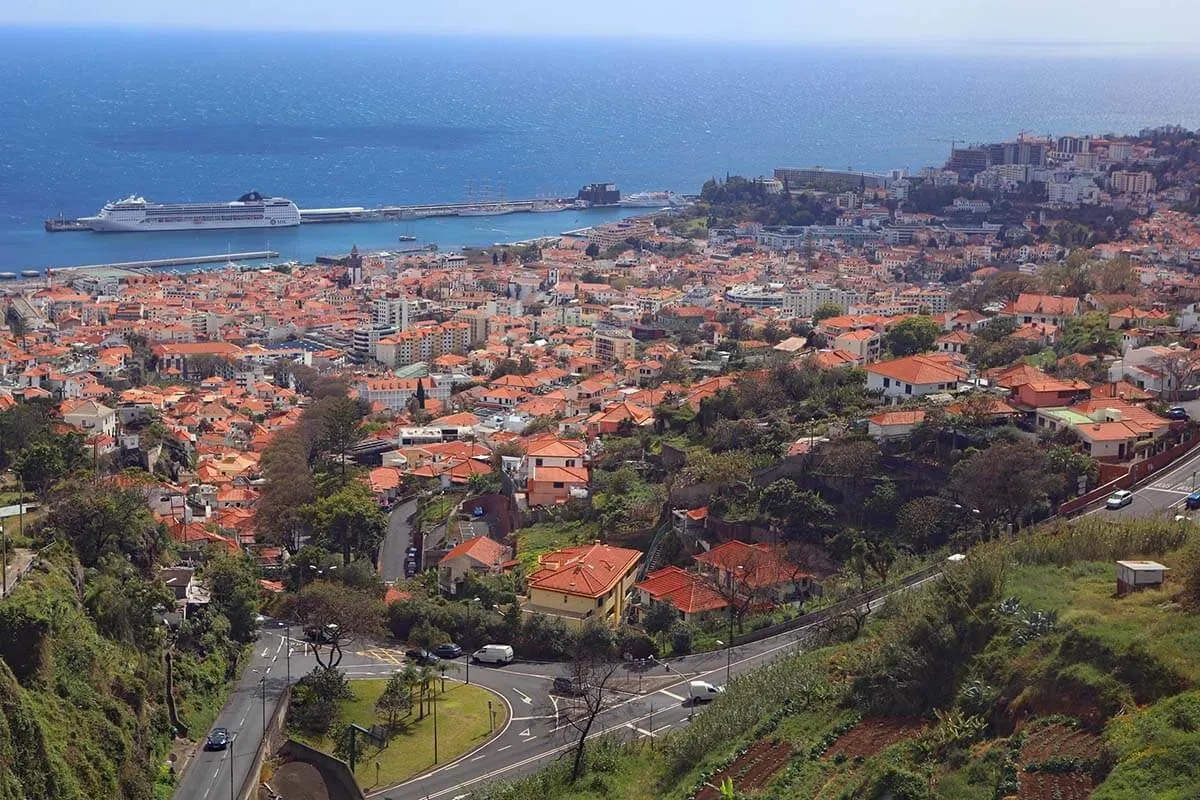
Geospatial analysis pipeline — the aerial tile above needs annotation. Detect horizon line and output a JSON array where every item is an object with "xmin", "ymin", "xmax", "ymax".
[{"xmin": 1, "ymin": 22, "xmax": 1198, "ymax": 55}]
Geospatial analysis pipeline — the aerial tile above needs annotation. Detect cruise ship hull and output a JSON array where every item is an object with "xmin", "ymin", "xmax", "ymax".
[{"xmin": 88, "ymin": 216, "xmax": 300, "ymax": 232}]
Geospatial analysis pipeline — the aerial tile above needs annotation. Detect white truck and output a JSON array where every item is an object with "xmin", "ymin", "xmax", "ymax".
[
  {"xmin": 689, "ymin": 680, "xmax": 724, "ymax": 702},
  {"xmin": 472, "ymin": 643, "xmax": 515, "ymax": 665}
]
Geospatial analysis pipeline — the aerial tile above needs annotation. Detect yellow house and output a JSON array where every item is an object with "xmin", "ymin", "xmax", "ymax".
[{"xmin": 524, "ymin": 543, "xmax": 642, "ymax": 627}]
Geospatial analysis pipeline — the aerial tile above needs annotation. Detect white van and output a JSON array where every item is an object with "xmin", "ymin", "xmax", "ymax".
[
  {"xmin": 689, "ymin": 680, "xmax": 724, "ymax": 702},
  {"xmin": 472, "ymin": 644, "xmax": 515, "ymax": 665}
]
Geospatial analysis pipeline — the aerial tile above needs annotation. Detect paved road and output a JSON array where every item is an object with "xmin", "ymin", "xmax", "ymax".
[
  {"xmin": 1080, "ymin": 437, "xmax": 1200, "ymax": 521},
  {"xmin": 172, "ymin": 626, "xmax": 295, "ymax": 800},
  {"xmin": 366, "ymin": 582, "xmax": 936, "ymax": 800},
  {"xmin": 380, "ymin": 498, "xmax": 419, "ymax": 583}
]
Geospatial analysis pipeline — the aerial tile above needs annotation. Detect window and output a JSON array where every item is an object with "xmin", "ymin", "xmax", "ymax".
[
  {"xmin": 566, "ymin": 459, "xmax": 575, "ymax": 467},
  {"xmin": 535, "ymin": 458, "xmax": 543, "ymax": 467},
  {"xmin": 597, "ymin": 597, "xmax": 604, "ymax": 607},
  {"xmin": 553, "ymin": 482, "xmax": 564, "ymax": 489},
  {"xmin": 905, "ymin": 384, "xmax": 912, "ymax": 395},
  {"xmin": 563, "ymin": 595, "xmax": 568, "ymax": 603},
  {"xmin": 883, "ymin": 377, "xmax": 891, "ymax": 388}
]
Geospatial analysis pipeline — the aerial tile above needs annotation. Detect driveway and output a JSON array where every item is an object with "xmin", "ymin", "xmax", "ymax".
[{"xmin": 379, "ymin": 498, "xmax": 419, "ymax": 583}]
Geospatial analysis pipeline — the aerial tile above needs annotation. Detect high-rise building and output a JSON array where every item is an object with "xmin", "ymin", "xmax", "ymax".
[
  {"xmin": 1111, "ymin": 170, "xmax": 1157, "ymax": 195},
  {"xmin": 946, "ymin": 148, "xmax": 989, "ymax": 179}
]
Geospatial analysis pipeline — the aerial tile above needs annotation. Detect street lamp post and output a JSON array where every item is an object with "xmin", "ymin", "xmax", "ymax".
[
  {"xmin": 466, "ymin": 596, "xmax": 481, "ymax": 685},
  {"xmin": 253, "ymin": 670, "xmax": 267, "ymax": 736},
  {"xmin": 432, "ymin": 678, "xmax": 439, "ymax": 764}
]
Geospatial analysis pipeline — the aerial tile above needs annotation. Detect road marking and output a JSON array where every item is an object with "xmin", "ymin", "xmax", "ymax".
[
  {"xmin": 470, "ymin": 755, "xmax": 487, "ymax": 762},
  {"xmin": 626, "ymin": 723, "xmax": 654, "ymax": 737},
  {"xmin": 1145, "ymin": 486, "xmax": 1190, "ymax": 495},
  {"xmin": 513, "ymin": 688, "xmax": 533, "ymax": 705},
  {"xmin": 496, "ymin": 745, "xmax": 511, "ymax": 752},
  {"xmin": 261, "ymin": 647, "xmax": 269, "ymax": 658},
  {"xmin": 658, "ymin": 689, "xmax": 685, "ymax": 702},
  {"xmin": 509, "ymin": 715, "xmax": 555, "ymax": 722},
  {"xmin": 518, "ymin": 728, "xmax": 531, "ymax": 737}
]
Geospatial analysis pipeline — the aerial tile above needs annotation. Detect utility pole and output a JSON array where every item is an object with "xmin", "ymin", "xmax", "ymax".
[
  {"xmin": 285, "ymin": 626, "xmax": 291, "ymax": 685},
  {"xmin": 432, "ymin": 682, "xmax": 439, "ymax": 764},
  {"xmin": 1, "ymin": 521, "xmax": 7, "ymax": 597},
  {"xmin": 259, "ymin": 673, "xmax": 267, "ymax": 735},
  {"xmin": 229, "ymin": 747, "xmax": 235, "ymax": 800}
]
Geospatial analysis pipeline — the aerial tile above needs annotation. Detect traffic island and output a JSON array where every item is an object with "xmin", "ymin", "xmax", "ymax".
[{"xmin": 292, "ymin": 679, "xmax": 508, "ymax": 791}]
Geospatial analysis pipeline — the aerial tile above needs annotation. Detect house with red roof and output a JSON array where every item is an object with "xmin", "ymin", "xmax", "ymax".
[
  {"xmin": 693, "ymin": 540, "xmax": 816, "ymax": 603},
  {"xmin": 865, "ymin": 355, "xmax": 967, "ymax": 404},
  {"xmin": 524, "ymin": 543, "xmax": 642, "ymax": 627},
  {"xmin": 634, "ymin": 565, "xmax": 728, "ymax": 621},
  {"xmin": 437, "ymin": 535, "xmax": 513, "ymax": 596},
  {"xmin": 867, "ymin": 409, "xmax": 927, "ymax": 441},
  {"xmin": 1001, "ymin": 293, "xmax": 1082, "ymax": 327}
]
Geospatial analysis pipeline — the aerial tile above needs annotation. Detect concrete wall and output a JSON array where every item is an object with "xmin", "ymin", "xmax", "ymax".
[
  {"xmin": 270, "ymin": 740, "xmax": 365, "ymax": 800},
  {"xmin": 240, "ymin": 687, "xmax": 292, "ymax": 800}
]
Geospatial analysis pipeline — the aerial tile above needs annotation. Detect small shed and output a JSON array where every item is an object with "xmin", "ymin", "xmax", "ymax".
[{"xmin": 1116, "ymin": 560, "xmax": 1168, "ymax": 595}]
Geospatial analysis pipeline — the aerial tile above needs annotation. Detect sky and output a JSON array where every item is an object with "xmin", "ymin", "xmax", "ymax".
[{"xmin": 1, "ymin": 0, "xmax": 1197, "ymax": 48}]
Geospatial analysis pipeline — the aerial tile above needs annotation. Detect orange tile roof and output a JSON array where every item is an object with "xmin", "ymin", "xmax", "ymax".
[
  {"xmin": 442, "ymin": 535, "xmax": 508, "ymax": 567},
  {"xmin": 635, "ymin": 566, "xmax": 728, "ymax": 615},
  {"xmin": 528, "ymin": 543, "xmax": 642, "ymax": 599},
  {"xmin": 866, "ymin": 355, "xmax": 967, "ymax": 386}
]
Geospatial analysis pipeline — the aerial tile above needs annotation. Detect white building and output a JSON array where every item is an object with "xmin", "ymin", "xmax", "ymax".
[{"xmin": 781, "ymin": 286, "xmax": 863, "ymax": 319}]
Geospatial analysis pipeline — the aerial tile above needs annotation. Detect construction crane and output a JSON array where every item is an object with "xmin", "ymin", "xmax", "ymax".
[{"xmin": 930, "ymin": 138, "xmax": 962, "ymax": 151}]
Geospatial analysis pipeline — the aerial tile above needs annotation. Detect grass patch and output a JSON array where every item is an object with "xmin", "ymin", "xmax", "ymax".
[
  {"xmin": 515, "ymin": 521, "xmax": 600, "ymax": 571},
  {"xmin": 295, "ymin": 678, "xmax": 506, "ymax": 790},
  {"xmin": 1007, "ymin": 558, "xmax": 1200, "ymax": 684},
  {"xmin": 417, "ymin": 496, "xmax": 456, "ymax": 532}
]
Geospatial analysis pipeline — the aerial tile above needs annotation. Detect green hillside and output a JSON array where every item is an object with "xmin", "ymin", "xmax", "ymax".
[{"xmin": 471, "ymin": 517, "xmax": 1200, "ymax": 800}]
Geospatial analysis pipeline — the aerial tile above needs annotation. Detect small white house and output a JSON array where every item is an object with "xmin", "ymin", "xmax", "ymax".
[{"xmin": 1116, "ymin": 560, "xmax": 1167, "ymax": 595}]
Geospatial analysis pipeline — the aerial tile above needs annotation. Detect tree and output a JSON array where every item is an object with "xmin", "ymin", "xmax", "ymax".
[
  {"xmin": 255, "ymin": 431, "xmax": 316, "ymax": 551},
  {"xmin": 812, "ymin": 302, "xmax": 845, "ymax": 322},
  {"xmin": 13, "ymin": 439, "xmax": 68, "ymax": 498},
  {"xmin": 314, "ymin": 396, "xmax": 365, "ymax": 480},
  {"xmin": 883, "ymin": 316, "xmax": 942, "ymax": 357},
  {"xmin": 375, "ymin": 671, "xmax": 414, "ymax": 729},
  {"xmin": 289, "ymin": 666, "xmax": 354, "ymax": 736},
  {"xmin": 558, "ymin": 646, "xmax": 624, "ymax": 782},
  {"xmin": 947, "ymin": 441, "xmax": 1065, "ymax": 530},
  {"xmin": 585, "ymin": 242, "xmax": 600, "ymax": 259},
  {"xmin": 1062, "ymin": 311, "xmax": 1120, "ymax": 355},
  {"xmin": 1092, "ymin": 255, "xmax": 1136, "ymax": 294},
  {"xmin": 1040, "ymin": 250, "xmax": 1093, "ymax": 296},
  {"xmin": 204, "ymin": 552, "xmax": 261, "ymax": 643},
  {"xmin": 642, "ymin": 601, "xmax": 678, "ymax": 643},
  {"xmin": 1147, "ymin": 349, "xmax": 1200, "ymax": 401},
  {"xmin": 44, "ymin": 481, "xmax": 168, "ymax": 571},
  {"xmin": 295, "ymin": 581, "xmax": 385, "ymax": 669},
  {"xmin": 306, "ymin": 482, "xmax": 388, "ymax": 566}
]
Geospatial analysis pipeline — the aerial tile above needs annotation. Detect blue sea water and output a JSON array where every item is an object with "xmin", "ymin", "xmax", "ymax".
[{"xmin": 1, "ymin": 27, "xmax": 1199, "ymax": 271}]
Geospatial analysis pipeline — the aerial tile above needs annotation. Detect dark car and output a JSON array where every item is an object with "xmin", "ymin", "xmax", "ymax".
[
  {"xmin": 1167, "ymin": 406, "xmax": 1190, "ymax": 421},
  {"xmin": 1187, "ymin": 491, "xmax": 1200, "ymax": 510},
  {"xmin": 404, "ymin": 559, "xmax": 418, "ymax": 578},
  {"xmin": 552, "ymin": 676, "xmax": 589, "ymax": 696},
  {"xmin": 204, "ymin": 727, "xmax": 230, "ymax": 751},
  {"xmin": 405, "ymin": 545, "xmax": 419, "ymax": 558},
  {"xmin": 432, "ymin": 642, "xmax": 463, "ymax": 659},
  {"xmin": 405, "ymin": 647, "xmax": 441, "ymax": 666}
]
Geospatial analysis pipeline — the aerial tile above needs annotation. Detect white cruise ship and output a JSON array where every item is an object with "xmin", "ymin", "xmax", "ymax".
[
  {"xmin": 86, "ymin": 191, "xmax": 301, "ymax": 232},
  {"xmin": 618, "ymin": 190, "xmax": 684, "ymax": 208}
]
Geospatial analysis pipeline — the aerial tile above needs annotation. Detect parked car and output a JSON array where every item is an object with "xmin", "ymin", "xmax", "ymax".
[
  {"xmin": 405, "ymin": 545, "xmax": 419, "ymax": 559},
  {"xmin": 1186, "ymin": 491, "xmax": 1200, "ymax": 510},
  {"xmin": 432, "ymin": 642, "xmax": 463, "ymax": 659},
  {"xmin": 404, "ymin": 559, "xmax": 417, "ymax": 577},
  {"xmin": 1167, "ymin": 406, "xmax": 1190, "ymax": 421},
  {"xmin": 1106, "ymin": 490, "xmax": 1134, "ymax": 510},
  {"xmin": 204, "ymin": 727, "xmax": 229, "ymax": 751},
  {"xmin": 472, "ymin": 644, "xmax": 515, "ymax": 664},
  {"xmin": 689, "ymin": 680, "xmax": 724, "ymax": 703},
  {"xmin": 552, "ymin": 675, "xmax": 589, "ymax": 696},
  {"xmin": 405, "ymin": 648, "xmax": 440, "ymax": 666}
]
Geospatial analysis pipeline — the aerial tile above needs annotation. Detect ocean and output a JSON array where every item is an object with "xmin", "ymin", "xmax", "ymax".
[{"xmin": 1, "ymin": 27, "xmax": 1199, "ymax": 271}]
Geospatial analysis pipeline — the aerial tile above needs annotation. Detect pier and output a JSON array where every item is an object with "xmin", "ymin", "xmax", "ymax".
[
  {"xmin": 48, "ymin": 251, "xmax": 279, "ymax": 272},
  {"xmin": 298, "ymin": 198, "xmax": 574, "ymax": 223},
  {"xmin": 45, "ymin": 199, "xmax": 580, "ymax": 231}
]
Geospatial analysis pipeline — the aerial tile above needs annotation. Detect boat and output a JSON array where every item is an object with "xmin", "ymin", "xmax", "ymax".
[
  {"xmin": 20, "ymin": 270, "xmax": 39, "ymax": 278},
  {"xmin": 44, "ymin": 215, "xmax": 92, "ymax": 232},
  {"xmin": 0, "ymin": 273, "xmax": 15, "ymax": 280},
  {"xmin": 531, "ymin": 200, "xmax": 568, "ymax": 213},
  {"xmin": 86, "ymin": 191, "xmax": 301, "ymax": 232},
  {"xmin": 398, "ymin": 235, "xmax": 417, "ymax": 242},
  {"xmin": 618, "ymin": 191, "xmax": 684, "ymax": 208}
]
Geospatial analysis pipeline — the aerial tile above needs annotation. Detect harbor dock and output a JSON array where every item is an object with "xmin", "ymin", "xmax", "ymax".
[
  {"xmin": 45, "ymin": 198, "xmax": 578, "ymax": 231},
  {"xmin": 47, "ymin": 251, "xmax": 279, "ymax": 273}
]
